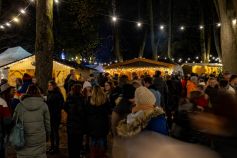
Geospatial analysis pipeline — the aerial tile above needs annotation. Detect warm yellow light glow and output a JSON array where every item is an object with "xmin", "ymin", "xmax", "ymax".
[
  {"xmin": 13, "ymin": 17, "xmax": 20, "ymax": 23},
  {"xmin": 232, "ymin": 19, "xmax": 237, "ymax": 25},
  {"xmin": 20, "ymin": 9, "xmax": 26, "ymax": 14},
  {"xmin": 112, "ymin": 16, "xmax": 117, "ymax": 22}
]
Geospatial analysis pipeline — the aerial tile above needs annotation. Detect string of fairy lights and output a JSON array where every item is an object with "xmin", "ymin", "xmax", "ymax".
[
  {"xmin": 1, "ymin": 0, "xmax": 236, "ymax": 32},
  {"xmin": 0, "ymin": 0, "xmax": 232, "ymax": 66},
  {"xmin": 0, "ymin": 0, "xmax": 59, "ymax": 31}
]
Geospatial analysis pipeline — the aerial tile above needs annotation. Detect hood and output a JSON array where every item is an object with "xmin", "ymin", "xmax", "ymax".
[
  {"xmin": 21, "ymin": 97, "xmax": 45, "ymax": 111},
  {"xmin": 116, "ymin": 107, "xmax": 165, "ymax": 137}
]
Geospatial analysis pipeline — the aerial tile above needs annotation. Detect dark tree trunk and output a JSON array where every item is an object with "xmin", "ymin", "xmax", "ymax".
[
  {"xmin": 199, "ymin": 0, "xmax": 207, "ymax": 63},
  {"xmin": 215, "ymin": 0, "xmax": 237, "ymax": 73},
  {"xmin": 148, "ymin": 0, "xmax": 158, "ymax": 60},
  {"xmin": 139, "ymin": 29, "xmax": 148, "ymax": 58},
  {"xmin": 167, "ymin": 0, "xmax": 173, "ymax": 59},
  {"xmin": 112, "ymin": 0, "xmax": 123, "ymax": 62},
  {"xmin": 35, "ymin": 0, "xmax": 54, "ymax": 93},
  {"xmin": 213, "ymin": 27, "xmax": 222, "ymax": 59},
  {"xmin": 206, "ymin": 26, "xmax": 211, "ymax": 62},
  {"xmin": 114, "ymin": 26, "xmax": 123, "ymax": 62},
  {"xmin": 0, "ymin": 0, "xmax": 2, "ymax": 15}
]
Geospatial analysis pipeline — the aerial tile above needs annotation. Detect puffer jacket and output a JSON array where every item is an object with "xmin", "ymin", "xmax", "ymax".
[{"xmin": 13, "ymin": 96, "xmax": 50, "ymax": 158}]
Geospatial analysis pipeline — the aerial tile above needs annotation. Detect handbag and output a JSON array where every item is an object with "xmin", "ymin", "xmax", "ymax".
[{"xmin": 9, "ymin": 110, "xmax": 25, "ymax": 149}]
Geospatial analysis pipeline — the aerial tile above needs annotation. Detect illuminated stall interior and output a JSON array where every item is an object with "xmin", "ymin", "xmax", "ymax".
[
  {"xmin": 182, "ymin": 63, "xmax": 223, "ymax": 75},
  {"xmin": 105, "ymin": 58, "xmax": 176, "ymax": 79},
  {"xmin": 0, "ymin": 47, "xmax": 91, "ymax": 87}
]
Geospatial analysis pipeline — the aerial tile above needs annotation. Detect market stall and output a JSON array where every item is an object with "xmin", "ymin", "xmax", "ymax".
[
  {"xmin": 105, "ymin": 58, "xmax": 179, "ymax": 79},
  {"xmin": 182, "ymin": 63, "xmax": 223, "ymax": 75},
  {"xmin": 0, "ymin": 46, "xmax": 91, "ymax": 86}
]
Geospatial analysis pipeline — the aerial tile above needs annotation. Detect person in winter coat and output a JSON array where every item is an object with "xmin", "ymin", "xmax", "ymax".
[
  {"xmin": 205, "ymin": 77, "xmax": 219, "ymax": 106},
  {"xmin": 104, "ymin": 81, "xmax": 120, "ymax": 111},
  {"xmin": 17, "ymin": 73, "xmax": 32, "ymax": 95},
  {"xmin": 111, "ymin": 84, "xmax": 136, "ymax": 135},
  {"xmin": 186, "ymin": 76, "xmax": 198, "ymax": 98},
  {"xmin": 64, "ymin": 69, "xmax": 75, "ymax": 94},
  {"xmin": 0, "ymin": 97, "xmax": 11, "ymax": 158},
  {"xmin": 143, "ymin": 76, "xmax": 161, "ymax": 106},
  {"xmin": 47, "ymin": 80, "xmax": 64, "ymax": 154},
  {"xmin": 64, "ymin": 84, "xmax": 86, "ymax": 158},
  {"xmin": 116, "ymin": 86, "xmax": 168, "ymax": 137},
  {"xmin": 153, "ymin": 71, "xmax": 168, "ymax": 108},
  {"xmin": 13, "ymin": 85, "xmax": 50, "ymax": 158},
  {"xmin": 86, "ymin": 85, "xmax": 110, "ymax": 158}
]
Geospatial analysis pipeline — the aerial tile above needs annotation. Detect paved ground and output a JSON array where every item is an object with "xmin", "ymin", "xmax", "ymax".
[
  {"xmin": 6, "ymin": 124, "xmax": 112, "ymax": 158},
  {"xmin": 6, "ymin": 125, "xmax": 69, "ymax": 158}
]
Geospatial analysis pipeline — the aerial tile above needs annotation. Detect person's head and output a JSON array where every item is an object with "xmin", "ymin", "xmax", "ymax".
[
  {"xmin": 154, "ymin": 70, "xmax": 162, "ymax": 77},
  {"xmin": 230, "ymin": 75, "xmax": 237, "ymax": 87},
  {"xmin": 223, "ymin": 71, "xmax": 231, "ymax": 81},
  {"xmin": 122, "ymin": 84, "xmax": 136, "ymax": 100},
  {"xmin": 90, "ymin": 85, "xmax": 107, "ymax": 106},
  {"xmin": 219, "ymin": 80, "xmax": 229, "ymax": 89},
  {"xmin": 208, "ymin": 77, "xmax": 218, "ymax": 88},
  {"xmin": 197, "ymin": 84, "xmax": 205, "ymax": 93},
  {"xmin": 190, "ymin": 76, "xmax": 198, "ymax": 85},
  {"xmin": 26, "ymin": 84, "xmax": 42, "ymax": 97},
  {"xmin": 143, "ymin": 76, "xmax": 153, "ymax": 88},
  {"xmin": 135, "ymin": 86, "xmax": 156, "ymax": 107},
  {"xmin": 83, "ymin": 81, "xmax": 92, "ymax": 90},
  {"xmin": 71, "ymin": 84, "xmax": 82, "ymax": 96},
  {"xmin": 16, "ymin": 78, "xmax": 23, "ymax": 86},
  {"xmin": 70, "ymin": 69, "xmax": 75, "ymax": 75},
  {"xmin": 132, "ymin": 80, "xmax": 142, "ymax": 88},
  {"xmin": 189, "ymin": 91, "xmax": 202, "ymax": 105},
  {"xmin": 119, "ymin": 75, "xmax": 129, "ymax": 87},
  {"xmin": 48, "ymin": 80, "xmax": 59, "ymax": 92},
  {"xmin": 32, "ymin": 77, "xmax": 37, "ymax": 84},
  {"xmin": 22, "ymin": 73, "xmax": 32, "ymax": 83},
  {"xmin": 104, "ymin": 81, "xmax": 114, "ymax": 92},
  {"xmin": 70, "ymin": 73, "xmax": 77, "ymax": 81}
]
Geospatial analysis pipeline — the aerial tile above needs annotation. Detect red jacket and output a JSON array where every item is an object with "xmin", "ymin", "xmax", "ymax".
[{"xmin": 0, "ymin": 97, "xmax": 12, "ymax": 137}]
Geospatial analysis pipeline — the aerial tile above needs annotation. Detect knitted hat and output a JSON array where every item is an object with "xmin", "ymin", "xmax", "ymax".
[
  {"xmin": 135, "ymin": 86, "xmax": 156, "ymax": 106},
  {"xmin": 83, "ymin": 81, "xmax": 92, "ymax": 90}
]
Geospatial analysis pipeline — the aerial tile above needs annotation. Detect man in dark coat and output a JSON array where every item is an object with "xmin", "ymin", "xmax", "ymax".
[
  {"xmin": 153, "ymin": 71, "xmax": 168, "ymax": 108},
  {"xmin": 64, "ymin": 69, "xmax": 75, "ymax": 94}
]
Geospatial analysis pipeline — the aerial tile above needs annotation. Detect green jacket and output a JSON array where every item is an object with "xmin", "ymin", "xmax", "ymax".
[{"xmin": 13, "ymin": 97, "xmax": 50, "ymax": 158}]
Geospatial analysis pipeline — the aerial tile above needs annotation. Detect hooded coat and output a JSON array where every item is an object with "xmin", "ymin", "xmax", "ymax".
[{"xmin": 13, "ymin": 97, "xmax": 50, "ymax": 158}]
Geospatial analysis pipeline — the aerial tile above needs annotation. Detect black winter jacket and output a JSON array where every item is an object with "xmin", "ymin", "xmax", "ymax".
[
  {"xmin": 86, "ymin": 101, "xmax": 110, "ymax": 138},
  {"xmin": 47, "ymin": 90, "xmax": 64, "ymax": 124},
  {"xmin": 64, "ymin": 94, "xmax": 86, "ymax": 134}
]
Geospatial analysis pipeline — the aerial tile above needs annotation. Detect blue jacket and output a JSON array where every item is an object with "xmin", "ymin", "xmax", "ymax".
[{"xmin": 146, "ymin": 115, "xmax": 169, "ymax": 135}]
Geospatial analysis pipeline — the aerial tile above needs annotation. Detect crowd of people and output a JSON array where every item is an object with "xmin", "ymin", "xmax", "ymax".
[{"xmin": 0, "ymin": 69, "xmax": 237, "ymax": 158}]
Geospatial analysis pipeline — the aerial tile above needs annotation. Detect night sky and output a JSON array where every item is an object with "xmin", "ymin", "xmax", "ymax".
[{"xmin": 0, "ymin": 0, "xmax": 219, "ymax": 63}]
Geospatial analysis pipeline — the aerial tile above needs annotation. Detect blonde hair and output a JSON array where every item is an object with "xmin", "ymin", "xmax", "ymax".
[{"xmin": 90, "ymin": 85, "xmax": 107, "ymax": 106}]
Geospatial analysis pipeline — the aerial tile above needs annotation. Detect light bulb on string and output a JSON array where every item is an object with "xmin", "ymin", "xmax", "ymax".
[
  {"xmin": 199, "ymin": 25, "xmax": 204, "ymax": 30},
  {"xmin": 13, "ymin": 17, "xmax": 20, "ymax": 23},
  {"xmin": 160, "ymin": 25, "xmax": 164, "ymax": 30},
  {"xmin": 0, "ymin": 25, "xmax": 4, "ymax": 29},
  {"xmin": 30, "ymin": 0, "xmax": 35, "ymax": 2},
  {"xmin": 232, "ymin": 19, "xmax": 237, "ymax": 25},
  {"xmin": 112, "ymin": 16, "xmax": 117, "ymax": 22},
  {"xmin": 20, "ymin": 9, "xmax": 26, "ymax": 14},
  {"xmin": 217, "ymin": 23, "xmax": 221, "ymax": 27},
  {"xmin": 5, "ymin": 22, "xmax": 11, "ymax": 27},
  {"xmin": 195, "ymin": 56, "xmax": 199, "ymax": 60},
  {"xmin": 137, "ymin": 22, "xmax": 142, "ymax": 27},
  {"xmin": 180, "ymin": 26, "xmax": 185, "ymax": 31},
  {"xmin": 54, "ymin": 0, "xmax": 59, "ymax": 4}
]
